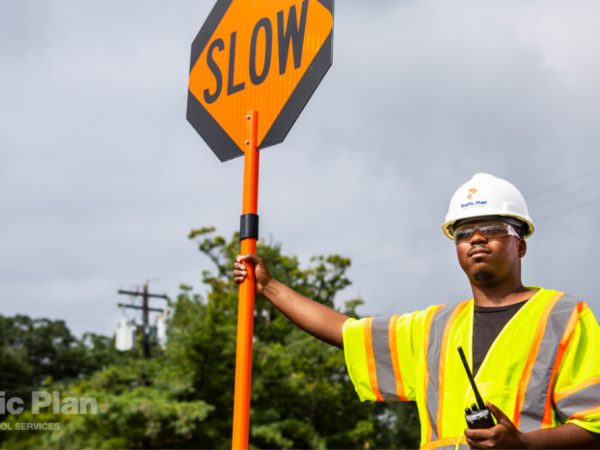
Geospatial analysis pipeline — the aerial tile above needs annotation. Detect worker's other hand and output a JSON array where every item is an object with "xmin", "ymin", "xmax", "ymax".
[
  {"xmin": 465, "ymin": 402, "xmax": 528, "ymax": 449},
  {"xmin": 233, "ymin": 254, "xmax": 273, "ymax": 297}
]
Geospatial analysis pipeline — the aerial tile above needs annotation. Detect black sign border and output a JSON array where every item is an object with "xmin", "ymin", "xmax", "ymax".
[{"xmin": 187, "ymin": 0, "xmax": 334, "ymax": 162}]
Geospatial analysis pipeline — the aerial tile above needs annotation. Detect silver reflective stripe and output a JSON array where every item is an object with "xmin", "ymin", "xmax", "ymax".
[
  {"xmin": 371, "ymin": 316, "xmax": 399, "ymax": 401},
  {"xmin": 555, "ymin": 381, "xmax": 600, "ymax": 423},
  {"xmin": 426, "ymin": 303, "xmax": 459, "ymax": 442},
  {"xmin": 519, "ymin": 294, "xmax": 579, "ymax": 431}
]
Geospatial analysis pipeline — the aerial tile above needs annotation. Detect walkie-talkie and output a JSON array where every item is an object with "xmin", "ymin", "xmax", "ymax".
[{"xmin": 457, "ymin": 346, "xmax": 495, "ymax": 429}]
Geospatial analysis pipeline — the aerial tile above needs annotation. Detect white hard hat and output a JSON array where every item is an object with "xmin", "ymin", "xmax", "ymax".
[{"xmin": 442, "ymin": 173, "xmax": 535, "ymax": 240}]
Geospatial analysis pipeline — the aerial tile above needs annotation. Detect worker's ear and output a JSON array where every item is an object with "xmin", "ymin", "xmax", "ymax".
[{"xmin": 518, "ymin": 238, "xmax": 527, "ymax": 258}]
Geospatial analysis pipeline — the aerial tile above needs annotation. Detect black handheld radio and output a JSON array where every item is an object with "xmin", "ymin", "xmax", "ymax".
[{"xmin": 457, "ymin": 346, "xmax": 495, "ymax": 429}]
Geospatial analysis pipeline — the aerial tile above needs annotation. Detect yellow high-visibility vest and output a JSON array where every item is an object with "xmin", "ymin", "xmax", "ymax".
[{"xmin": 343, "ymin": 288, "xmax": 600, "ymax": 449}]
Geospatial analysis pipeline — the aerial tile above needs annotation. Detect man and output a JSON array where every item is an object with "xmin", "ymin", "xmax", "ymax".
[{"xmin": 233, "ymin": 173, "xmax": 600, "ymax": 449}]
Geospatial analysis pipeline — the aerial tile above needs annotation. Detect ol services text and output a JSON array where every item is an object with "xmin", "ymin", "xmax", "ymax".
[{"xmin": 0, "ymin": 422, "xmax": 60, "ymax": 431}]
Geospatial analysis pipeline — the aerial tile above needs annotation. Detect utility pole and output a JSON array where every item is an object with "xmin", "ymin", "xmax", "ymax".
[
  {"xmin": 117, "ymin": 284, "xmax": 169, "ymax": 359},
  {"xmin": 142, "ymin": 284, "xmax": 149, "ymax": 358},
  {"xmin": 117, "ymin": 283, "xmax": 169, "ymax": 450}
]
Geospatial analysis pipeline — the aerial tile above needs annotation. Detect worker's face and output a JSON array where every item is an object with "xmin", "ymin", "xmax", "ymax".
[{"xmin": 455, "ymin": 220, "xmax": 527, "ymax": 286}]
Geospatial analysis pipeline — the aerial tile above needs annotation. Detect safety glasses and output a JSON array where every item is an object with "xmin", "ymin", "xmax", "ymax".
[{"xmin": 453, "ymin": 221, "xmax": 520, "ymax": 245}]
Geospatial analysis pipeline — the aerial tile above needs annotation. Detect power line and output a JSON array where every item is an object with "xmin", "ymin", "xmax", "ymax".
[
  {"xmin": 534, "ymin": 194, "xmax": 600, "ymax": 222},
  {"xmin": 73, "ymin": 308, "xmax": 128, "ymax": 325},
  {"xmin": 41, "ymin": 279, "xmax": 190, "ymax": 321},
  {"xmin": 348, "ymin": 183, "xmax": 600, "ymax": 270},
  {"xmin": 351, "ymin": 191, "xmax": 600, "ymax": 270},
  {"xmin": 55, "ymin": 285, "xmax": 165, "ymax": 323},
  {"xmin": 51, "ymin": 291, "xmax": 116, "ymax": 319},
  {"xmin": 38, "ymin": 289, "xmax": 115, "ymax": 318},
  {"xmin": 343, "ymin": 228, "xmax": 438, "ymax": 256},
  {"xmin": 525, "ymin": 167, "xmax": 600, "ymax": 200},
  {"xmin": 342, "ymin": 168, "xmax": 600, "ymax": 264},
  {"xmin": 21, "ymin": 167, "xmax": 600, "ymax": 322},
  {"xmin": 529, "ymin": 179, "xmax": 600, "ymax": 210},
  {"xmin": 351, "ymin": 245, "xmax": 447, "ymax": 270}
]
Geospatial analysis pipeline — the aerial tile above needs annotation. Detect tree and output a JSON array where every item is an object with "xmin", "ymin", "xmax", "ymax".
[
  {"xmin": 0, "ymin": 315, "xmax": 123, "ymax": 386},
  {"xmin": 1, "ymin": 228, "xmax": 419, "ymax": 449}
]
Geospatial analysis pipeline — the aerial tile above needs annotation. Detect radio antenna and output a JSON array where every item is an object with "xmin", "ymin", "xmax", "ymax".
[{"xmin": 458, "ymin": 346, "xmax": 486, "ymax": 410}]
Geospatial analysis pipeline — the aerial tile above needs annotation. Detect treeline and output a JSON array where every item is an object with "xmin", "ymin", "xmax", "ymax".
[
  {"xmin": 0, "ymin": 228, "xmax": 419, "ymax": 449},
  {"xmin": 0, "ymin": 314, "xmax": 124, "ymax": 406}
]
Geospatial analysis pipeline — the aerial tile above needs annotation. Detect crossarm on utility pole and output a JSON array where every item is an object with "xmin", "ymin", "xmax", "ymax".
[
  {"xmin": 118, "ymin": 303, "xmax": 164, "ymax": 312},
  {"xmin": 117, "ymin": 290, "xmax": 169, "ymax": 300}
]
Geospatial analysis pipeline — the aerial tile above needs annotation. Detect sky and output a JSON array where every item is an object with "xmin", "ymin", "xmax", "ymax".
[{"xmin": 2, "ymin": 0, "xmax": 600, "ymax": 338}]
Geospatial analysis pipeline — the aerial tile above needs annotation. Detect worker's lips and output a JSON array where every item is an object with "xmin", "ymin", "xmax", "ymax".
[{"xmin": 468, "ymin": 247, "xmax": 491, "ymax": 257}]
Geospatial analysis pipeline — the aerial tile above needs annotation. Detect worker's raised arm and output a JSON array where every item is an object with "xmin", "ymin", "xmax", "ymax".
[{"xmin": 233, "ymin": 254, "xmax": 349, "ymax": 349}]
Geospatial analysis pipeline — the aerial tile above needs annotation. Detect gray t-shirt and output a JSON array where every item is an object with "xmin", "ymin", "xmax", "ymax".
[{"xmin": 473, "ymin": 299, "xmax": 528, "ymax": 375}]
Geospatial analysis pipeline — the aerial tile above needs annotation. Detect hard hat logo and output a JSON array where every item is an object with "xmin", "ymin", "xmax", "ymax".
[
  {"xmin": 460, "ymin": 199, "xmax": 488, "ymax": 209},
  {"xmin": 467, "ymin": 188, "xmax": 478, "ymax": 200}
]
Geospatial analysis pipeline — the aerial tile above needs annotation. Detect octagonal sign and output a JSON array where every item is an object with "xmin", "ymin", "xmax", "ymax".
[{"xmin": 187, "ymin": 0, "xmax": 334, "ymax": 162}]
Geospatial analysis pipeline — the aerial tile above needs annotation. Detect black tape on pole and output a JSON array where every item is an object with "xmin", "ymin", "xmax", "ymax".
[{"xmin": 240, "ymin": 214, "xmax": 259, "ymax": 240}]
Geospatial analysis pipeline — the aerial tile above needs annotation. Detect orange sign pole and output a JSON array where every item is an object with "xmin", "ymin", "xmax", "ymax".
[{"xmin": 232, "ymin": 110, "xmax": 259, "ymax": 450}]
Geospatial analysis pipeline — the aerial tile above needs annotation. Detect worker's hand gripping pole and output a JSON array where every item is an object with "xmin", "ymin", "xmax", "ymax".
[{"xmin": 232, "ymin": 111, "xmax": 259, "ymax": 450}]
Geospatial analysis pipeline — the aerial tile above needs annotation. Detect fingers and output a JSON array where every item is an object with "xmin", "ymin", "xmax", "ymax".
[
  {"xmin": 465, "ymin": 430, "xmax": 494, "ymax": 449},
  {"xmin": 465, "ymin": 428, "xmax": 494, "ymax": 441},
  {"xmin": 235, "ymin": 253, "xmax": 262, "ymax": 265},
  {"xmin": 233, "ymin": 270, "xmax": 246, "ymax": 284},
  {"xmin": 465, "ymin": 437, "xmax": 488, "ymax": 449},
  {"xmin": 465, "ymin": 425, "xmax": 498, "ymax": 448},
  {"xmin": 233, "ymin": 257, "xmax": 249, "ymax": 285},
  {"xmin": 233, "ymin": 254, "xmax": 271, "ymax": 295},
  {"xmin": 486, "ymin": 402, "xmax": 505, "ymax": 423},
  {"xmin": 233, "ymin": 254, "xmax": 260, "ymax": 285}
]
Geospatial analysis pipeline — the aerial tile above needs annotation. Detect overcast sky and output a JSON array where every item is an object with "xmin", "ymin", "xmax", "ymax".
[{"xmin": 2, "ymin": 0, "xmax": 600, "ymax": 338}]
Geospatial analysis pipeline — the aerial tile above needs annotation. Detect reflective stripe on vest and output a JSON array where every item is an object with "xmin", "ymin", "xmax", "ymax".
[
  {"xmin": 364, "ymin": 316, "xmax": 408, "ymax": 401},
  {"xmin": 541, "ymin": 301, "xmax": 590, "ymax": 427},
  {"xmin": 422, "ymin": 304, "xmax": 446, "ymax": 442},
  {"xmin": 514, "ymin": 293, "xmax": 581, "ymax": 431},
  {"xmin": 555, "ymin": 376, "xmax": 600, "ymax": 422},
  {"xmin": 425, "ymin": 301, "xmax": 470, "ymax": 441}
]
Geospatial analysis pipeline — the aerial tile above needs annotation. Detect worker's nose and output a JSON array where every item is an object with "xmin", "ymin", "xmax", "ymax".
[{"xmin": 470, "ymin": 230, "xmax": 488, "ymax": 245}]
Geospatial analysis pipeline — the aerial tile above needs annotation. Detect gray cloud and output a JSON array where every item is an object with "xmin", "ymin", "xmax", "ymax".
[{"xmin": 1, "ymin": 0, "xmax": 600, "ymax": 336}]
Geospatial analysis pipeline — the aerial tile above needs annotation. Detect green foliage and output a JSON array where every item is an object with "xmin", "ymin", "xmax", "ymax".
[
  {"xmin": 1, "ymin": 229, "xmax": 419, "ymax": 449},
  {"xmin": 1, "ymin": 361, "xmax": 214, "ymax": 450},
  {"xmin": 0, "ymin": 315, "xmax": 123, "ymax": 399}
]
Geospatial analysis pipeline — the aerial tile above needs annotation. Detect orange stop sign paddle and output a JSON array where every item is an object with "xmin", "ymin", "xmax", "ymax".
[
  {"xmin": 186, "ymin": 2, "xmax": 333, "ymax": 449},
  {"xmin": 187, "ymin": 0, "xmax": 333, "ymax": 161}
]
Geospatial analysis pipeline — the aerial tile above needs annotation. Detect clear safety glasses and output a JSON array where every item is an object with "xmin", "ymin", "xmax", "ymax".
[{"xmin": 453, "ymin": 221, "xmax": 521, "ymax": 245}]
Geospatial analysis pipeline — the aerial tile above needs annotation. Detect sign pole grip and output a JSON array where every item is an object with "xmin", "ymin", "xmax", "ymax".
[{"xmin": 232, "ymin": 111, "xmax": 259, "ymax": 450}]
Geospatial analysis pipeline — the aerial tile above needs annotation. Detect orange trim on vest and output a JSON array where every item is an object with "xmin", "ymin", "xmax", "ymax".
[
  {"xmin": 542, "ymin": 301, "xmax": 588, "ymax": 428},
  {"xmin": 554, "ymin": 374, "xmax": 600, "ymax": 404},
  {"xmin": 436, "ymin": 301, "xmax": 470, "ymax": 438},
  {"xmin": 364, "ymin": 317, "xmax": 384, "ymax": 402},
  {"xmin": 570, "ymin": 404, "xmax": 600, "ymax": 420},
  {"xmin": 420, "ymin": 435, "xmax": 468, "ymax": 450},
  {"xmin": 388, "ymin": 315, "xmax": 407, "ymax": 401},
  {"xmin": 423, "ymin": 304, "xmax": 445, "ymax": 444},
  {"xmin": 513, "ymin": 291, "xmax": 564, "ymax": 428}
]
